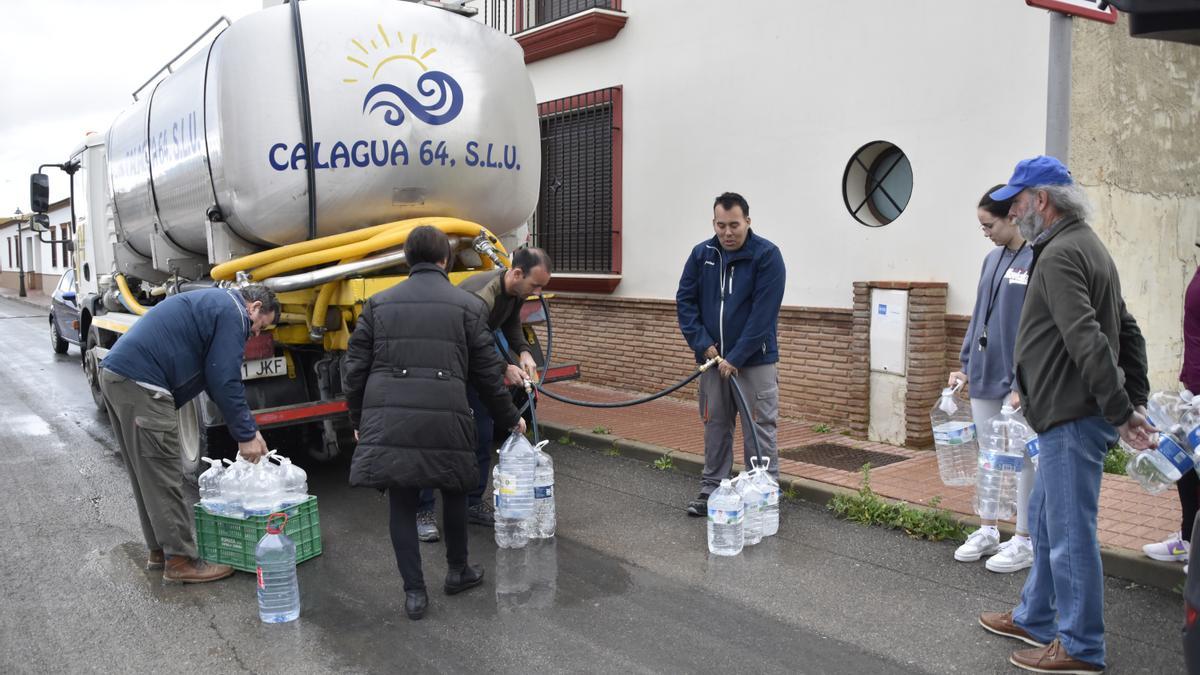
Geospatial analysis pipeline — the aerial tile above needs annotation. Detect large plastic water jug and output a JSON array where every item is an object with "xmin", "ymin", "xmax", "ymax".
[
  {"xmin": 493, "ymin": 464, "xmax": 529, "ymax": 549},
  {"xmin": 973, "ymin": 403, "xmax": 1030, "ymax": 521},
  {"xmin": 271, "ymin": 453, "xmax": 309, "ymax": 509},
  {"xmin": 255, "ymin": 513, "xmax": 300, "ymax": 623},
  {"xmin": 531, "ymin": 441, "xmax": 555, "ymax": 539},
  {"xmin": 1125, "ymin": 433, "xmax": 1193, "ymax": 494},
  {"xmin": 707, "ymin": 479, "xmax": 744, "ymax": 557},
  {"xmin": 750, "ymin": 457, "xmax": 780, "ymax": 537},
  {"xmin": 733, "ymin": 471, "xmax": 765, "ymax": 546},
  {"xmin": 930, "ymin": 381, "xmax": 978, "ymax": 486},
  {"xmin": 496, "ymin": 432, "xmax": 536, "ymax": 521},
  {"xmin": 198, "ymin": 457, "xmax": 227, "ymax": 515}
]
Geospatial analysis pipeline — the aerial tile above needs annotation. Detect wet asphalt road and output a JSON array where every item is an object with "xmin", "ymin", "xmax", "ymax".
[{"xmin": 0, "ymin": 296, "xmax": 1186, "ymax": 674}]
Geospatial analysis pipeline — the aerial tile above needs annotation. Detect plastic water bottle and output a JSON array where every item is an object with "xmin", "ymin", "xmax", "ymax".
[
  {"xmin": 496, "ymin": 433, "xmax": 536, "ymax": 520},
  {"xmin": 750, "ymin": 457, "xmax": 779, "ymax": 537},
  {"xmin": 930, "ymin": 381, "xmax": 978, "ymax": 486},
  {"xmin": 219, "ymin": 457, "xmax": 249, "ymax": 519},
  {"xmin": 243, "ymin": 460, "xmax": 283, "ymax": 517},
  {"xmin": 1125, "ymin": 432, "xmax": 1193, "ymax": 494},
  {"xmin": 255, "ymin": 512, "xmax": 300, "ymax": 623},
  {"xmin": 973, "ymin": 404, "xmax": 1030, "ymax": 521},
  {"xmin": 707, "ymin": 478, "xmax": 744, "ymax": 556},
  {"xmin": 732, "ymin": 471, "xmax": 765, "ymax": 546},
  {"xmin": 1147, "ymin": 390, "xmax": 1188, "ymax": 439},
  {"xmin": 272, "ymin": 454, "xmax": 309, "ymax": 509},
  {"xmin": 1025, "ymin": 436, "xmax": 1040, "ymax": 471},
  {"xmin": 198, "ymin": 457, "xmax": 227, "ymax": 515},
  {"xmin": 493, "ymin": 465, "xmax": 529, "ymax": 549},
  {"xmin": 531, "ymin": 441, "xmax": 555, "ymax": 539}
]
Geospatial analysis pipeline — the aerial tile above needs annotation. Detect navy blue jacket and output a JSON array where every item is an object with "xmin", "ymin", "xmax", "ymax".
[
  {"xmin": 101, "ymin": 288, "xmax": 257, "ymax": 442},
  {"xmin": 676, "ymin": 230, "xmax": 786, "ymax": 368}
]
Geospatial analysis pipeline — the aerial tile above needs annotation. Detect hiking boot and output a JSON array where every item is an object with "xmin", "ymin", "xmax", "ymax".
[
  {"xmin": 163, "ymin": 557, "xmax": 235, "ymax": 584},
  {"xmin": 1010, "ymin": 638, "xmax": 1103, "ymax": 673},
  {"xmin": 405, "ymin": 589, "xmax": 428, "ymax": 620},
  {"xmin": 467, "ymin": 501, "xmax": 495, "ymax": 526},
  {"xmin": 147, "ymin": 549, "xmax": 165, "ymax": 570},
  {"xmin": 1142, "ymin": 531, "xmax": 1189, "ymax": 562},
  {"xmin": 444, "ymin": 564, "xmax": 485, "ymax": 595},
  {"xmin": 986, "ymin": 537, "xmax": 1034, "ymax": 573},
  {"xmin": 979, "ymin": 610, "xmax": 1046, "ymax": 647},
  {"xmin": 955, "ymin": 527, "xmax": 1000, "ymax": 562},
  {"xmin": 686, "ymin": 493, "xmax": 709, "ymax": 517},
  {"xmin": 417, "ymin": 511, "xmax": 440, "ymax": 543}
]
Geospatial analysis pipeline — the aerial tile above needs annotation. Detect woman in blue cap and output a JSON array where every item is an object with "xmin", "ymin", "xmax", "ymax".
[{"xmin": 948, "ymin": 185, "xmax": 1036, "ymax": 573}]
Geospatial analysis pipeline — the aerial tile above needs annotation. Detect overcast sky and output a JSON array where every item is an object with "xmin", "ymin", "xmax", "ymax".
[{"xmin": 0, "ymin": 0, "xmax": 263, "ymax": 215}]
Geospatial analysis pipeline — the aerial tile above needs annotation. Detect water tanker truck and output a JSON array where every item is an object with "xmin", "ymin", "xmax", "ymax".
[{"xmin": 31, "ymin": 0, "xmax": 570, "ymax": 463}]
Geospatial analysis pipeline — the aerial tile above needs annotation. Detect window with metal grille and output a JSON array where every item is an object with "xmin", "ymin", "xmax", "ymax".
[
  {"xmin": 482, "ymin": 0, "xmax": 620, "ymax": 34},
  {"xmin": 60, "ymin": 224, "xmax": 69, "ymax": 268},
  {"xmin": 6, "ymin": 237, "xmax": 11, "ymax": 268},
  {"xmin": 535, "ymin": 87, "xmax": 622, "ymax": 278}
]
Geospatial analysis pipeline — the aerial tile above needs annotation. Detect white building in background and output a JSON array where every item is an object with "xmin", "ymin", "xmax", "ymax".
[
  {"xmin": 0, "ymin": 198, "xmax": 74, "ymax": 294},
  {"xmin": 476, "ymin": 0, "xmax": 1199, "ymax": 446}
]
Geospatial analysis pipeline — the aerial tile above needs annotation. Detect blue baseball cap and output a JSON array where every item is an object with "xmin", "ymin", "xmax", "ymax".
[{"xmin": 990, "ymin": 155, "xmax": 1073, "ymax": 201}]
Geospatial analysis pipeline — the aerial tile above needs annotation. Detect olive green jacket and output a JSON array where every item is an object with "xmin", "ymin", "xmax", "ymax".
[{"xmin": 1013, "ymin": 215, "xmax": 1149, "ymax": 433}]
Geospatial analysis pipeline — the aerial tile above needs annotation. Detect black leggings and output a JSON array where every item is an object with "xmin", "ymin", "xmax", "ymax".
[
  {"xmin": 1181, "ymin": 470, "xmax": 1200, "ymax": 543},
  {"xmin": 388, "ymin": 487, "xmax": 468, "ymax": 591}
]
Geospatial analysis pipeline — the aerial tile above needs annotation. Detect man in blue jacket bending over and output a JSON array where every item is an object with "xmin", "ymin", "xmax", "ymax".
[
  {"xmin": 677, "ymin": 192, "xmax": 786, "ymax": 516},
  {"xmin": 100, "ymin": 285, "xmax": 278, "ymax": 582}
]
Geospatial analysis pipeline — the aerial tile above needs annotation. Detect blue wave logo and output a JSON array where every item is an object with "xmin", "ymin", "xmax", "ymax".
[{"xmin": 361, "ymin": 71, "xmax": 463, "ymax": 127}]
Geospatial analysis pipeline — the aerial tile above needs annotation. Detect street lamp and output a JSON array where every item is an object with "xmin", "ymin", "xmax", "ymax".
[{"xmin": 13, "ymin": 208, "xmax": 26, "ymax": 298}]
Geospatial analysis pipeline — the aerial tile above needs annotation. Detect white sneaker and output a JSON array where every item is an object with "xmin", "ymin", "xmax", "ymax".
[
  {"xmin": 986, "ymin": 537, "xmax": 1034, "ymax": 573},
  {"xmin": 955, "ymin": 527, "xmax": 1000, "ymax": 562},
  {"xmin": 1142, "ymin": 532, "xmax": 1189, "ymax": 562}
]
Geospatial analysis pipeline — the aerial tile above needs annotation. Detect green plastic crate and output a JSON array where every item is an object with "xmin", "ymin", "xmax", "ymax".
[{"xmin": 194, "ymin": 496, "xmax": 323, "ymax": 572}]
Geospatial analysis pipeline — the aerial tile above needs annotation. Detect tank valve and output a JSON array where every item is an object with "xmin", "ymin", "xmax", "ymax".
[
  {"xmin": 473, "ymin": 234, "xmax": 508, "ymax": 270},
  {"xmin": 309, "ymin": 326, "xmax": 326, "ymax": 342}
]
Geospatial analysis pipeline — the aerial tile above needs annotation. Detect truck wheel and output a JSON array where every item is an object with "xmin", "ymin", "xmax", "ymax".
[
  {"xmin": 178, "ymin": 399, "xmax": 205, "ymax": 498},
  {"xmin": 50, "ymin": 316, "xmax": 68, "ymax": 354},
  {"xmin": 83, "ymin": 327, "xmax": 105, "ymax": 410}
]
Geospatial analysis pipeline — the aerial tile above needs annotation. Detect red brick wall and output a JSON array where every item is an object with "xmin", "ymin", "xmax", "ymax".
[{"xmin": 537, "ymin": 295, "xmax": 866, "ymax": 433}]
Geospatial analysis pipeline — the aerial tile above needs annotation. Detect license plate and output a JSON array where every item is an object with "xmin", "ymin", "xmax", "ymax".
[{"xmin": 241, "ymin": 356, "xmax": 287, "ymax": 380}]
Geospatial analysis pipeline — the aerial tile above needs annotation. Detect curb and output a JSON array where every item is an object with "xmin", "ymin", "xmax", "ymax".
[
  {"xmin": 0, "ymin": 293, "xmax": 51, "ymax": 312},
  {"xmin": 538, "ymin": 420, "xmax": 1186, "ymax": 594}
]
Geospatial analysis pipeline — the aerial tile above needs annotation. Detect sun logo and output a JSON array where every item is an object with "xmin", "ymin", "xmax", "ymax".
[{"xmin": 343, "ymin": 23, "xmax": 464, "ymax": 128}]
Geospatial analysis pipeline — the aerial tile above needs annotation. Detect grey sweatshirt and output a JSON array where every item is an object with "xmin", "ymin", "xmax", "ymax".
[{"xmin": 960, "ymin": 243, "xmax": 1034, "ymax": 400}]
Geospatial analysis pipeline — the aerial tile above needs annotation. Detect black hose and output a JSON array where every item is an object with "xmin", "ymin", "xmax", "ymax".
[
  {"xmin": 728, "ymin": 374, "xmax": 764, "ymax": 465},
  {"xmin": 532, "ymin": 370, "xmax": 706, "ymax": 408}
]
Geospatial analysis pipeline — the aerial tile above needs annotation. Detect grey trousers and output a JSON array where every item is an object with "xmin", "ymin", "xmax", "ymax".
[
  {"xmin": 698, "ymin": 363, "xmax": 779, "ymax": 495},
  {"xmin": 99, "ymin": 368, "xmax": 197, "ymax": 559}
]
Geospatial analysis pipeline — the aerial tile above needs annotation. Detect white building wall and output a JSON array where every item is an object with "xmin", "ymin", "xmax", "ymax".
[
  {"xmin": 0, "ymin": 201, "xmax": 74, "ymax": 285},
  {"xmin": 524, "ymin": 0, "xmax": 1050, "ymax": 314}
]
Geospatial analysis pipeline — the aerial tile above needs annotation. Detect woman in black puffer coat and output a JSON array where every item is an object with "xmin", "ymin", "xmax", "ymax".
[{"xmin": 343, "ymin": 225, "xmax": 523, "ymax": 620}]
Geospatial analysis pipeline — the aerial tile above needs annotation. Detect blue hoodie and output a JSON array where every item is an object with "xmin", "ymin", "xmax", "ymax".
[
  {"xmin": 676, "ymin": 230, "xmax": 786, "ymax": 368},
  {"xmin": 960, "ymin": 243, "xmax": 1034, "ymax": 400},
  {"xmin": 101, "ymin": 288, "xmax": 258, "ymax": 442}
]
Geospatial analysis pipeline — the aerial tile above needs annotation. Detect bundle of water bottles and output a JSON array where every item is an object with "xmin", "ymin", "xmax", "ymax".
[
  {"xmin": 492, "ymin": 433, "xmax": 556, "ymax": 549},
  {"xmin": 1125, "ymin": 390, "xmax": 1200, "ymax": 495},
  {"xmin": 973, "ymin": 403, "xmax": 1039, "ymax": 521},
  {"xmin": 707, "ymin": 457, "xmax": 781, "ymax": 556},
  {"xmin": 197, "ymin": 451, "xmax": 309, "ymax": 518}
]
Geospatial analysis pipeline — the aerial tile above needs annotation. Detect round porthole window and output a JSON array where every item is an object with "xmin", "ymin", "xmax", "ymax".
[{"xmin": 842, "ymin": 141, "xmax": 913, "ymax": 227}]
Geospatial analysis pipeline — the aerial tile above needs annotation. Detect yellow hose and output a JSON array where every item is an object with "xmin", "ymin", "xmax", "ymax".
[
  {"xmin": 114, "ymin": 273, "xmax": 149, "ymax": 316},
  {"xmin": 212, "ymin": 217, "xmax": 483, "ymax": 282}
]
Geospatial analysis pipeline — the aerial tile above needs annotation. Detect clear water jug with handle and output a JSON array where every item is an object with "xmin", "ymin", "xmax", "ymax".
[
  {"xmin": 255, "ymin": 512, "xmax": 300, "ymax": 623},
  {"xmin": 198, "ymin": 457, "xmax": 227, "ymax": 515},
  {"xmin": 930, "ymin": 380, "xmax": 978, "ymax": 486},
  {"xmin": 973, "ymin": 403, "xmax": 1030, "ymax": 521},
  {"xmin": 749, "ymin": 457, "xmax": 779, "ymax": 537},
  {"xmin": 707, "ymin": 479, "xmax": 744, "ymax": 556}
]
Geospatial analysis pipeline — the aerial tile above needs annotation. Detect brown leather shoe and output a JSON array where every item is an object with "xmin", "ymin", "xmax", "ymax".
[
  {"xmin": 1010, "ymin": 639, "xmax": 1103, "ymax": 673},
  {"xmin": 979, "ymin": 610, "xmax": 1047, "ymax": 647},
  {"xmin": 163, "ymin": 557, "xmax": 235, "ymax": 584},
  {"xmin": 147, "ymin": 549, "xmax": 165, "ymax": 570}
]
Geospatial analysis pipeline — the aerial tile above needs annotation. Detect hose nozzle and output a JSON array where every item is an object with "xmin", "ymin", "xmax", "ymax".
[
  {"xmin": 698, "ymin": 356, "xmax": 723, "ymax": 372},
  {"xmin": 473, "ymin": 234, "xmax": 508, "ymax": 269}
]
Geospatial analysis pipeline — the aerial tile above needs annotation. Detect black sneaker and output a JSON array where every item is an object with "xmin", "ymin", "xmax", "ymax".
[
  {"xmin": 416, "ymin": 510, "xmax": 440, "ymax": 542},
  {"xmin": 467, "ymin": 501, "xmax": 495, "ymax": 526},
  {"xmin": 686, "ymin": 494, "xmax": 709, "ymax": 517}
]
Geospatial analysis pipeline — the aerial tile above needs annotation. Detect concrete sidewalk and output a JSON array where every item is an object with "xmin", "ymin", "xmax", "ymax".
[
  {"xmin": 535, "ymin": 380, "xmax": 1187, "ymax": 592},
  {"xmin": 0, "ymin": 286, "xmax": 51, "ymax": 310}
]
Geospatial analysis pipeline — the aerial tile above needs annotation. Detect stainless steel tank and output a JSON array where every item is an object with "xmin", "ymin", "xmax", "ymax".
[{"xmin": 105, "ymin": 0, "xmax": 540, "ymax": 270}]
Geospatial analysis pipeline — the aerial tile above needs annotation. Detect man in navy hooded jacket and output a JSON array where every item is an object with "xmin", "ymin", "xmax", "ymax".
[
  {"xmin": 100, "ymin": 285, "xmax": 278, "ymax": 583},
  {"xmin": 676, "ymin": 192, "xmax": 786, "ymax": 516}
]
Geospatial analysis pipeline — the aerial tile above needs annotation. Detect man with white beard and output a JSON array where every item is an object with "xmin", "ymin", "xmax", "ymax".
[{"xmin": 976, "ymin": 155, "xmax": 1155, "ymax": 673}]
